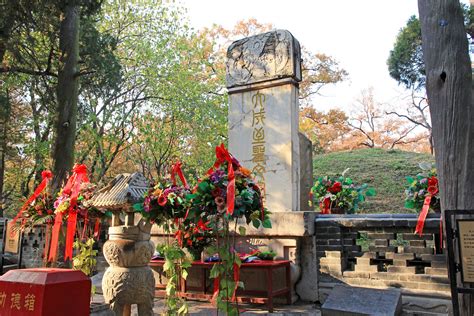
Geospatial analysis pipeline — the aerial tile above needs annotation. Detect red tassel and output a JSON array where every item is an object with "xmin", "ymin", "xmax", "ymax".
[
  {"xmin": 48, "ymin": 212, "xmax": 63, "ymax": 262},
  {"xmin": 415, "ymin": 195, "xmax": 432, "ymax": 236}
]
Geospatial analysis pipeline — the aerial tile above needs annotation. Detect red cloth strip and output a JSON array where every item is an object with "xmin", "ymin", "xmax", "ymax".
[
  {"xmin": 93, "ymin": 218, "xmax": 101, "ymax": 240},
  {"xmin": 231, "ymin": 262, "xmax": 240, "ymax": 301},
  {"xmin": 211, "ymin": 276, "xmax": 220, "ymax": 305},
  {"xmin": 64, "ymin": 211, "xmax": 78, "ymax": 260},
  {"xmin": 48, "ymin": 212, "xmax": 63, "ymax": 262},
  {"xmin": 320, "ymin": 197, "xmax": 330, "ymax": 214},
  {"xmin": 81, "ymin": 212, "xmax": 89, "ymax": 240}
]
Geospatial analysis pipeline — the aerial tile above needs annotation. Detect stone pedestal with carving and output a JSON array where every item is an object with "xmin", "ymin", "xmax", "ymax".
[
  {"xmin": 102, "ymin": 219, "xmax": 155, "ymax": 316},
  {"xmin": 89, "ymin": 172, "xmax": 154, "ymax": 316}
]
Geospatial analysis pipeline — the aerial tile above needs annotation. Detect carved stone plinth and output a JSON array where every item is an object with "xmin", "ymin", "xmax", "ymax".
[{"xmin": 102, "ymin": 219, "xmax": 155, "ymax": 316}]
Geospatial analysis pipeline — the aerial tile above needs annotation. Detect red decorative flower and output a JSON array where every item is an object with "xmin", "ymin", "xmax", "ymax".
[
  {"xmin": 428, "ymin": 176, "xmax": 438, "ymax": 187},
  {"xmin": 329, "ymin": 182, "xmax": 342, "ymax": 193},
  {"xmin": 158, "ymin": 195, "xmax": 168, "ymax": 206}
]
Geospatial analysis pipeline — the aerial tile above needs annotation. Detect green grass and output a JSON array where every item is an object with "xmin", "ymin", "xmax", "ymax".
[{"xmin": 312, "ymin": 148, "xmax": 434, "ymax": 213}]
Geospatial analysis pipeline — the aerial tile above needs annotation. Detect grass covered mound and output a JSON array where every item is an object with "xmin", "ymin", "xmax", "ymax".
[{"xmin": 312, "ymin": 148, "xmax": 434, "ymax": 213}]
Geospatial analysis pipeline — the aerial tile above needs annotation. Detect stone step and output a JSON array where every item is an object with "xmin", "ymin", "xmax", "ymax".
[
  {"xmin": 425, "ymin": 267, "xmax": 448, "ymax": 276},
  {"xmin": 402, "ymin": 233, "xmax": 434, "ymax": 241},
  {"xmin": 354, "ymin": 264, "xmax": 379, "ymax": 273},
  {"xmin": 403, "ymin": 246, "xmax": 434, "ymax": 255},
  {"xmin": 421, "ymin": 254, "xmax": 447, "ymax": 262}
]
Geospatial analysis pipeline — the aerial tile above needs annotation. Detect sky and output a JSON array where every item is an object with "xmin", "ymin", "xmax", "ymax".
[
  {"xmin": 179, "ymin": 0, "xmax": 469, "ymax": 113},
  {"xmin": 179, "ymin": 0, "xmax": 423, "ymax": 112}
]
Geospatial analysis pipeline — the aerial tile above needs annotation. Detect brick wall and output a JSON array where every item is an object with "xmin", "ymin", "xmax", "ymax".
[{"xmin": 315, "ymin": 214, "xmax": 452, "ymax": 315}]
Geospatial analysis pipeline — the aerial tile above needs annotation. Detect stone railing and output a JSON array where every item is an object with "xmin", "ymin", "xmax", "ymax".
[{"xmin": 315, "ymin": 213, "xmax": 452, "ymax": 316}]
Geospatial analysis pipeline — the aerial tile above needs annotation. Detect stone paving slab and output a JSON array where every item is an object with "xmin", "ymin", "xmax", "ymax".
[{"xmin": 92, "ymin": 294, "xmax": 321, "ymax": 315}]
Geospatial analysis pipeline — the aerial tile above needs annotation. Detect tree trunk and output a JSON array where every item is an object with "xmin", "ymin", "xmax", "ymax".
[
  {"xmin": 51, "ymin": 1, "xmax": 80, "ymax": 192},
  {"xmin": 0, "ymin": 93, "xmax": 10, "ymax": 217},
  {"xmin": 418, "ymin": 0, "xmax": 474, "ymax": 314},
  {"xmin": 0, "ymin": 0, "xmax": 16, "ymax": 217}
]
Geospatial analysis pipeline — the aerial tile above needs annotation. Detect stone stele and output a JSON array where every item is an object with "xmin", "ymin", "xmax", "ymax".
[{"xmin": 227, "ymin": 29, "xmax": 303, "ymax": 213}]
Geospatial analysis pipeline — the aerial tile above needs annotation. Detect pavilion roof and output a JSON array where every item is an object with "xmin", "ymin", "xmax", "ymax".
[{"xmin": 89, "ymin": 172, "xmax": 148, "ymax": 210}]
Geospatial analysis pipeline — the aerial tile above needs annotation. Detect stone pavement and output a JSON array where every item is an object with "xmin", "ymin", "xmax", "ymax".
[{"xmin": 91, "ymin": 294, "xmax": 321, "ymax": 316}]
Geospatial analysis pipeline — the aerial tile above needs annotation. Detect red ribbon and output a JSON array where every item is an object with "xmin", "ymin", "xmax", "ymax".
[
  {"xmin": 212, "ymin": 276, "xmax": 220, "ymax": 304},
  {"xmin": 81, "ymin": 212, "xmax": 89, "ymax": 240},
  {"xmin": 64, "ymin": 164, "xmax": 89, "ymax": 261},
  {"xmin": 48, "ymin": 164, "xmax": 89, "ymax": 262},
  {"xmin": 93, "ymin": 218, "xmax": 101, "ymax": 240},
  {"xmin": 171, "ymin": 161, "xmax": 188, "ymax": 187},
  {"xmin": 11, "ymin": 170, "xmax": 53, "ymax": 229},
  {"xmin": 207, "ymin": 144, "xmax": 236, "ymax": 215},
  {"xmin": 320, "ymin": 197, "xmax": 331, "ymax": 214},
  {"xmin": 415, "ymin": 178, "xmax": 439, "ymax": 237},
  {"xmin": 231, "ymin": 262, "xmax": 240, "ymax": 301},
  {"xmin": 48, "ymin": 211, "xmax": 63, "ymax": 262},
  {"xmin": 64, "ymin": 210, "xmax": 78, "ymax": 260},
  {"xmin": 415, "ymin": 195, "xmax": 431, "ymax": 236},
  {"xmin": 175, "ymin": 230, "xmax": 183, "ymax": 248}
]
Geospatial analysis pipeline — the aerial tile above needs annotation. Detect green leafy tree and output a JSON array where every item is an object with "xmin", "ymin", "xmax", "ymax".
[
  {"xmin": 388, "ymin": 6, "xmax": 473, "ymax": 91},
  {"xmin": 388, "ymin": 16, "xmax": 424, "ymax": 90}
]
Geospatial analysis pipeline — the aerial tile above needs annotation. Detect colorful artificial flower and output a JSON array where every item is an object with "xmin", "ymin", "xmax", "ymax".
[
  {"xmin": 310, "ymin": 170, "xmax": 375, "ymax": 214},
  {"xmin": 405, "ymin": 164, "xmax": 440, "ymax": 212}
]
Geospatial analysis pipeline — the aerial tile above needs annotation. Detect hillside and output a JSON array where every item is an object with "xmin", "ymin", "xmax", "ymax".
[{"xmin": 312, "ymin": 148, "xmax": 435, "ymax": 213}]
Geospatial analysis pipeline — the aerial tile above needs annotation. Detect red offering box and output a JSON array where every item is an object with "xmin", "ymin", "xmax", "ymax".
[{"xmin": 0, "ymin": 268, "xmax": 91, "ymax": 316}]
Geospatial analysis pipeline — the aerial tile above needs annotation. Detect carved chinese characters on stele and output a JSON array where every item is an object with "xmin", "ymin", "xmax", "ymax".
[{"xmin": 227, "ymin": 29, "xmax": 302, "ymax": 213}]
